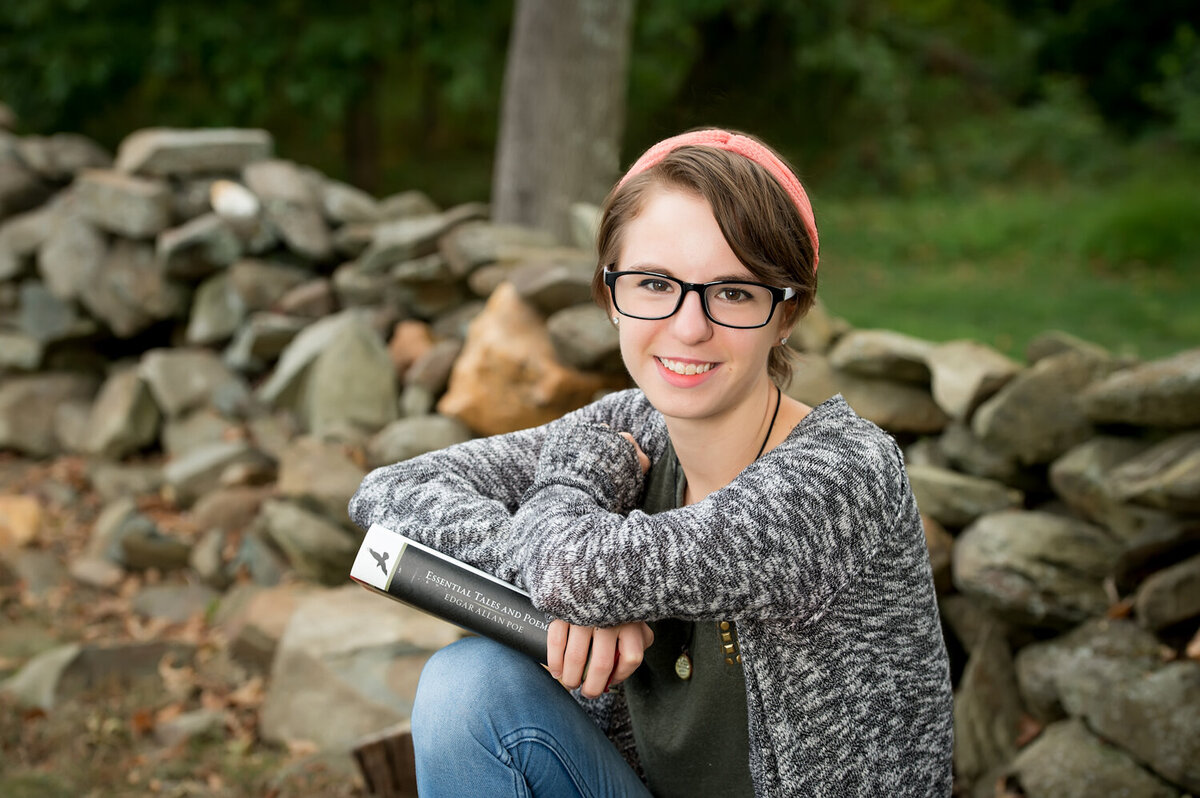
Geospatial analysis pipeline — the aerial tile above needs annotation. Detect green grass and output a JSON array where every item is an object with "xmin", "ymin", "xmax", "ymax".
[{"xmin": 815, "ymin": 178, "xmax": 1200, "ymax": 361}]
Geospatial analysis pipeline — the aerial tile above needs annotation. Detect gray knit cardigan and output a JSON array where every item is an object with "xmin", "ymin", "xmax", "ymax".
[{"xmin": 349, "ymin": 389, "xmax": 954, "ymax": 797}]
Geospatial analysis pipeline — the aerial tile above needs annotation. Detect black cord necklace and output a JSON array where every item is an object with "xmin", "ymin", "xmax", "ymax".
[{"xmin": 674, "ymin": 384, "xmax": 782, "ymax": 681}]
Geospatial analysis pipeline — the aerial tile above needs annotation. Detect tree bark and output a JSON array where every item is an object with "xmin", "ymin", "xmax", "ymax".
[{"xmin": 492, "ymin": 0, "xmax": 635, "ymax": 243}]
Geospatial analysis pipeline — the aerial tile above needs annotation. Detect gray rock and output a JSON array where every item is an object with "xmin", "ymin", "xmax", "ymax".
[
  {"xmin": 973, "ymin": 349, "xmax": 1120, "ymax": 465},
  {"xmin": 0, "ymin": 150, "xmax": 52, "ymax": 219},
  {"xmin": 1079, "ymin": 348, "xmax": 1200, "ymax": 428},
  {"xmin": 828, "ymin": 329, "xmax": 933, "ymax": 384},
  {"xmin": 242, "ymin": 158, "xmax": 318, "ymax": 205},
  {"xmin": 83, "ymin": 367, "xmax": 161, "ymax": 459},
  {"xmin": 0, "ymin": 331, "xmax": 42, "ymax": 370},
  {"xmin": 37, "ymin": 210, "xmax": 106, "ymax": 301},
  {"xmin": 18, "ymin": 280, "xmax": 95, "ymax": 343},
  {"xmin": 1106, "ymin": 432, "xmax": 1200, "ymax": 514},
  {"xmin": 907, "ymin": 464, "xmax": 1024, "ymax": 529},
  {"xmin": 938, "ymin": 594, "xmax": 1008, "ymax": 657},
  {"xmin": 332, "ymin": 259, "xmax": 391, "ymax": 308},
  {"xmin": 320, "ymin": 179, "xmax": 380, "ymax": 224},
  {"xmin": 0, "ymin": 640, "xmax": 196, "ymax": 711},
  {"xmin": 260, "ymin": 585, "xmax": 460, "ymax": 751},
  {"xmin": 157, "ymin": 212, "xmax": 242, "ymax": 280},
  {"xmin": 15, "ymin": 133, "xmax": 111, "ymax": 181},
  {"xmin": 366, "ymin": 415, "xmax": 474, "ymax": 469},
  {"xmin": 209, "ymin": 178, "xmax": 261, "ymax": 227},
  {"xmin": 404, "ymin": 338, "xmax": 463, "ymax": 395},
  {"xmin": 189, "ymin": 528, "xmax": 229, "ymax": 589},
  {"xmin": 88, "ymin": 461, "xmax": 164, "ymax": 502},
  {"xmin": 546, "ymin": 303, "xmax": 623, "ymax": 372},
  {"xmin": 74, "ymin": 168, "xmax": 172, "ymax": 238},
  {"xmin": 275, "ymin": 277, "xmax": 336, "ymax": 318},
  {"xmin": 1049, "ymin": 437, "xmax": 1157, "ymax": 539},
  {"xmin": 509, "ymin": 256, "xmax": 597, "ymax": 315},
  {"xmin": 139, "ymin": 347, "xmax": 251, "ymax": 418},
  {"xmin": 838, "ymin": 372, "xmax": 949, "ymax": 434},
  {"xmin": 227, "ymin": 258, "xmax": 311, "ymax": 310},
  {"xmin": 115, "ymin": 127, "xmax": 273, "ymax": 176},
  {"xmin": 161, "ymin": 408, "xmax": 241, "ymax": 459},
  {"xmin": 231, "ymin": 529, "xmax": 289, "ymax": 587},
  {"xmin": 1135, "ymin": 553, "xmax": 1200, "ymax": 631},
  {"xmin": 1073, "ymin": 661, "xmax": 1200, "ymax": 792},
  {"xmin": 952, "ymin": 623, "xmax": 1022, "ymax": 789},
  {"xmin": 568, "ymin": 201, "xmax": 601, "ymax": 252},
  {"xmin": 438, "ymin": 220, "xmax": 556, "ymax": 277},
  {"xmin": 926, "ymin": 340, "xmax": 1020, "ymax": 419},
  {"xmin": 1026, "ymin": 329, "xmax": 1112, "ymax": 365},
  {"xmin": 162, "ymin": 440, "xmax": 267, "ymax": 507},
  {"xmin": 390, "ymin": 253, "xmax": 469, "ymax": 319},
  {"xmin": 132, "ymin": 581, "xmax": 221, "ymax": 623},
  {"xmin": 79, "ymin": 238, "xmax": 189, "ymax": 338},
  {"xmin": 399, "ymin": 385, "xmax": 436, "ymax": 417},
  {"xmin": 377, "ymin": 189, "xmax": 439, "ymax": 219},
  {"xmin": 0, "ymin": 200, "xmax": 60, "ymax": 280},
  {"xmin": 68, "ymin": 555, "xmax": 125, "ymax": 589},
  {"xmin": 788, "ymin": 299, "xmax": 846, "ymax": 355},
  {"xmin": 1014, "ymin": 618, "xmax": 1163, "ymax": 722},
  {"xmin": 256, "ymin": 310, "xmax": 362, "ymax": 408},
  {"xmin": 953, "ymin": 511, "xmax": 1120, "ymax": 629},
  {"xmin": 304, "ymin": 315, "xmax": 398, "ymax": 436},
  {"xmin": 223, "ymin": 312, "xmax": 309, "ymax": 373},
  {"xmin": 0, "ymin": 372, "xmax": 98, "ymax": 456},
  {"xmin": 265, "ymin": 200, "xmax": 333, "ymax": 263},
  {"xmin": 186, "ymin": 271, "xmax": 247, "ymax": 345},
  {"xmin": 276, "ymin": 436, "xmax": 366, "ymax": 526},
  {"xmin": 430, "ymin": 299, "xmax": 485, "ymax": 340},
  {"xmin": 332, "ymin": 222, "xmax": 374, "ymax": 258},
  {"xmin": 1006, "ymin": 718, "xmax": 1182, "ymax": 798},
  {"xmin": 259, "ymin": 500, "xmax": 358, "ymax": 585},
  {"xmin": 783, "ymin": 352, "xmax": 841, "ymax": 408},
  {"xmin": 358, "ymin": 214, "xmax": 447, "ymax": 273}
]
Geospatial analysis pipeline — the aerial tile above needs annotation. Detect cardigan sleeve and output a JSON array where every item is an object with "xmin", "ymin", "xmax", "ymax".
[
  {"xmin": 514, "ymin": 404, "xmax": 907, "ymax": 627},
  {"xmin": 346, "ymin": 389, "xmax": 657, "ymax": 589}
]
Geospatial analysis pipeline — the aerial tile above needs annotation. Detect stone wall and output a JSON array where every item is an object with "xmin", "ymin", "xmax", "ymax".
[{"xmin": 1, "ymin": 125, "xmax": 1198, "ymax": 795}]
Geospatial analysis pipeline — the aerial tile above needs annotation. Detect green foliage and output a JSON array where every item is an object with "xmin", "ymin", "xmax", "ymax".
[
  {"xmin": 1145, "ymin": 25, "xmax": 1200, "ymax": 149},
  {"xmin": 1079, "ymin": 177, "xmax": 1200, "ymax": 273}
]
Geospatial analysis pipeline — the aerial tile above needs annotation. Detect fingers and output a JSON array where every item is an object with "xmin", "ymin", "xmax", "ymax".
[
  {"xmin": 581, "ymin": 627, "xmax": 618, "ymax": 699},
  {"xmin": 609, "ymin": 623, "xmax": 649, "ymax": 686},
  {"xmin": 618, "ymin": 432, "xmax": 651, "ymax": 475},
  {"xmin": 546, "ymin": 619, "xmax": 568, "ymax": 679},
  {"xmin": 559, "ymin": 623, "xmax": 595, "ymax": 691}
]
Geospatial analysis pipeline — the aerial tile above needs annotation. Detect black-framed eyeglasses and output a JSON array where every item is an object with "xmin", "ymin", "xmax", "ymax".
[{"xmin": 603, "ymin": 268, "xmax": 796, "ymax": 329}]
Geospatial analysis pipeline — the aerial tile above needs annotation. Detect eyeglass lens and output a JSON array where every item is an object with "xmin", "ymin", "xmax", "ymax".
[{"xmin": 612, "ymin": 273, "xmax": 777, "ymax": 328}]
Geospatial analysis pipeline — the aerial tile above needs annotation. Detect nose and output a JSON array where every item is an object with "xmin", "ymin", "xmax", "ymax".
[{"xmin": 670, "ymin": 288, "xmax": 713, "ymax": 343}]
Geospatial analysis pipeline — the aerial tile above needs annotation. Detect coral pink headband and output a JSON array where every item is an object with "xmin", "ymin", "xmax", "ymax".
[{"xmin": 618, "ymin": 129, "xmax": 819, "ymax": 272}]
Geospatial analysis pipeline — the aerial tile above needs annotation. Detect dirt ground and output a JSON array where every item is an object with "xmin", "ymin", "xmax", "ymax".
[{"xmin": 0, "ymin": 452, "xmax": 367, "ymax": 797}]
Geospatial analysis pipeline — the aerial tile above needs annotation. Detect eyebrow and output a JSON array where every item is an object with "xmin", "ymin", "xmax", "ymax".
[{"xmin": 622, "ymin": 263, "xmax": 757, "ymax": 283}]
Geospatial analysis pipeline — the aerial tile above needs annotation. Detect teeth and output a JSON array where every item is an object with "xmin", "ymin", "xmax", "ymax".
[{"xmin": 660, "ymin": 357, "xmax": 713, "ymax": 375}]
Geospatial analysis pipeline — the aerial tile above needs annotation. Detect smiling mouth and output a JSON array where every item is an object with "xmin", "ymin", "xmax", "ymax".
[{"xmin": 657, "ymin": 357, "xmax": 715, "ymax": 375}]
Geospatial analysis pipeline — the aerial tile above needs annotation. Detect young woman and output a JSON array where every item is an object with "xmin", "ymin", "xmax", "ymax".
[{"xmin": 349, "ymin": 129, "xmax": 953, "ymax": 797}]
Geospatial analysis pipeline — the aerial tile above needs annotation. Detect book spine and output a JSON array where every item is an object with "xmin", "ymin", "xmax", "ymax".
[{"xmin": 350, "ymin": 524, "xmax": 551, "ymax": 664}]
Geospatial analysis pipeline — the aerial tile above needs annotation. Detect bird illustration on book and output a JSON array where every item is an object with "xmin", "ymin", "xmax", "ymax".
[{"xmin": 370, "ymin": 548, "xmax": 389, "ymax": 575}]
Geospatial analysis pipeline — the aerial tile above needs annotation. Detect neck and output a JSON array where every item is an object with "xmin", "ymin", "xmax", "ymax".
[{"xmin": 665, "ymin": 380, "xmax": 779, "ymax": 505}]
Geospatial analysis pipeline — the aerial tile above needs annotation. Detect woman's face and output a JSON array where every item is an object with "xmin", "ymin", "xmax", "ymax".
[{"xmin": 613, "ymin": 187, "xmax": 789, "ymax": 427}]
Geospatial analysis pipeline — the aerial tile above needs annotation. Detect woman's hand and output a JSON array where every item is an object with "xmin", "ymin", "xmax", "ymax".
[
  {"xmin": 618, "ymin": 432, "xmax": 650, "ymax": 475},
  {"xmin": 547, "ymin": 620, "xmax": 654, "ymax": 698}
]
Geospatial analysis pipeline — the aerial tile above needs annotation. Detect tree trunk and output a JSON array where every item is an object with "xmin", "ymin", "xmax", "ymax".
[{"xmin": 492, "ymin": 0, "xmax": 635, "ymax": 243}]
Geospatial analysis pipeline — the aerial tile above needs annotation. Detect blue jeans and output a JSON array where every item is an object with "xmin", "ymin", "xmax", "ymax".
[{"xmin": 412, "ymin": 636, "xmax": 652, "ymax": 798}]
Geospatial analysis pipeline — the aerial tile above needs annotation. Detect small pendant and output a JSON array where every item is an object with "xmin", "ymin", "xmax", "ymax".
[{"xmin": 674, "ymin": 651, "xmax": 693, "ymax": 681}]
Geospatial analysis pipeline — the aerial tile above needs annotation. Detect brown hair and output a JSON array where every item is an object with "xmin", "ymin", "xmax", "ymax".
[{"xmin": 591, "ymin": 136, "xmax": 818, "ymax": 386}]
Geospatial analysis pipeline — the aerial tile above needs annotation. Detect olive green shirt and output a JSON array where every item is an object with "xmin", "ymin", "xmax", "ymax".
[{"xmin": 624, "ymin": 442, "xmax": 754, "ymax": 797}]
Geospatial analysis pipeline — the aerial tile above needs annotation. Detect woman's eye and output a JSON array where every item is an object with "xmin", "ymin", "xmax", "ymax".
[
  {"xmin": 716, "ymin": 287, "xmax": 752, "ymax": 302},
  {"xmin": 638, "ymin": 279, "xmax": 674, "ymax": 293}
]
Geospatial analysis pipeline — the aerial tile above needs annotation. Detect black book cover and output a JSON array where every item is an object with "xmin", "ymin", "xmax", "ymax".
[{"xmin": 350, "ymin": 523, "xmax": 551, "ymax": 663}]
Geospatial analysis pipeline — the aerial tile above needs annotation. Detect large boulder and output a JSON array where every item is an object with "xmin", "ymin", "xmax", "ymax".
[
  {"xmin": 115, "ymin": 127, "xmax": 273, "ymax": 176},
  {"xmin": 83, "ymin": 367, "xmax": 161, "ymax": 459},
  {"xmin": 906, "ymin": 464, "xmax": 1024, "ymax": 529},
  {"xmin": 827, "ymin": 329, "xmax": 933, "ymax": 384},
  {"xmin": 972, "ymin": 349, "xmax": 1120, "ymax": 465},
  {"xmin": 438, "ymin": 284, "xmax": 623, "ymax": 436},
  {"xmin": 139, "ymin": 347, "xmax": 251, "ymax": 418},
  {"xmin": 73, "ymin": 168, "xmax": 172, "ymax": 238},
  {"xmin": 1105, "ymin": 432, "xmax": 1200, "ymax": 514},
  {"xmin": 953, "ymin": 511, "xmax": 1120, "ymax": 629},
  {"xmin": 925, "ymin": 340, "xmax": 1020, "ymax": 420},
  {"xmin": 0, "ymin": 372, "xmax": 98, "ymax": 456},
  {"xmin": 1079, "ymin": 348, "xmax": 1200, "ymax": 428}
]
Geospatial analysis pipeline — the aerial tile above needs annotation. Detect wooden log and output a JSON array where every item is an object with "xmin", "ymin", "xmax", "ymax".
[{"xmin": 352, "ymin": 721, "xmax": 418, "ymax": 798}]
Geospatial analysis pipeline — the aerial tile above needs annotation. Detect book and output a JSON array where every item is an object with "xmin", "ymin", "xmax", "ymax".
[{"xmin": 350, "ymin": 523, "xmax": 552, "ymax": 664}]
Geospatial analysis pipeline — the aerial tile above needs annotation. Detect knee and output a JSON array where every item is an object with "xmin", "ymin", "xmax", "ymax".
[{"xmin": 412, "ymin": 636, "xmax": 538, "ymax": 748}]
